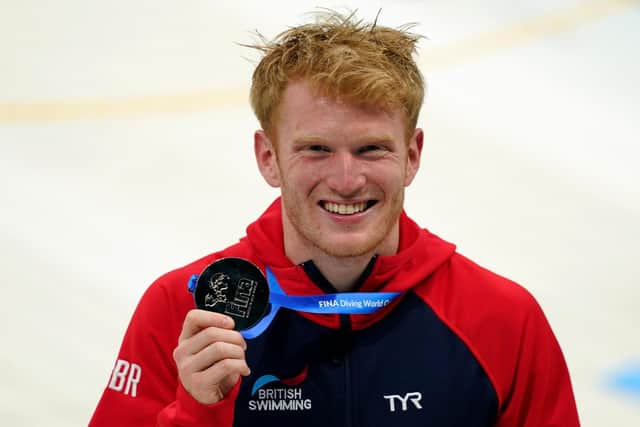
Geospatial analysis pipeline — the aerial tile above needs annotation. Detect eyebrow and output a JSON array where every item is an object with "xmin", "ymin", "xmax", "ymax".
[
  {"xmin": 292, "ymin": 135, "xmax": 394, "ymax": 145},
  {"xmin": 292, "ymin": 136, "xmax": 326, "ymax": 145}
]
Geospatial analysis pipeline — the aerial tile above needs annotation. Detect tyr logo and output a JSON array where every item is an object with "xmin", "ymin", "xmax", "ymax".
[{"xmin": 383, "ymin": 392, "xmax": 423, "ymax": 412}]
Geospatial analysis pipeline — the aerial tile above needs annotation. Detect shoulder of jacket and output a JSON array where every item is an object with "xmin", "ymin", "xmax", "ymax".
[
  {"xmin": 412, "ymin": 251, "xmax": 552, "ymax": 408},
  {"xmin": 413, "ymin": 251, "xmax": 538, "ymax": 311}
]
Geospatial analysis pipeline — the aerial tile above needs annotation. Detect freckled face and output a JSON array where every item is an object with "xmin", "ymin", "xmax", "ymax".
[{"xmin": 256, "ymin": 80, "xmax": 422, "ymax": 259}]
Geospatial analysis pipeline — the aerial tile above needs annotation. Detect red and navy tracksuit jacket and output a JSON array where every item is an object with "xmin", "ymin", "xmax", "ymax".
[{"xmin": 90, "ymin": 198, "xmax": 580, "ymax": 426}]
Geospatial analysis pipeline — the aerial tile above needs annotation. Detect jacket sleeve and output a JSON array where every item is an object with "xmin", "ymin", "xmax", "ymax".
[
  {"xmin": 494, "ymin": 297, "xmax": 580, "ymax": 427},
  {"xmin": 88, "ymin": 279, "xmax": 239, "ymax": 426}
]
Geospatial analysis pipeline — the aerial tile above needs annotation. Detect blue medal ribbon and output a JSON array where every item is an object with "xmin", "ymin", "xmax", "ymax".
[{"xmin": 241, "ymin": 267, "xmax": 401, "ymax": 339}]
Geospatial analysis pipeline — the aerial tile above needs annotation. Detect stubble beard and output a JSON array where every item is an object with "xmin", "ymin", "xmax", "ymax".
[{"xmin": 281, "ymin": 184, "xmax": 405, "ymax": 259}]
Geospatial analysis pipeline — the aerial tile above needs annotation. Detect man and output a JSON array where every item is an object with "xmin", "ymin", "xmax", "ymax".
[{"xmin": 90, "ymin": 11, "xmax": 580, "ymax": 427}]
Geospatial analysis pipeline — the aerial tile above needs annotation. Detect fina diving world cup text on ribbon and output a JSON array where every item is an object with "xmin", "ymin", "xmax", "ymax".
[
  {"xmin": 239, "ymin": 266, "xmax": 402, "ymax": 339},
  {"xmin": 268, "ymin": 290, "xmax": 398, "ymax": 314}
]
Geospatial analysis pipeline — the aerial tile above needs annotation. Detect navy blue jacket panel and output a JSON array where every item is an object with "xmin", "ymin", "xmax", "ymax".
[{"xmin": 236, "ymin": 292, "xmax": 498, "ymax": 426}]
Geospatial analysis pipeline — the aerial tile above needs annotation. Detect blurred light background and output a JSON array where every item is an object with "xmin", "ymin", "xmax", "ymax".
[{"xmin": 1, "ymin": 0, "xmax": 639, "ymax": 425}]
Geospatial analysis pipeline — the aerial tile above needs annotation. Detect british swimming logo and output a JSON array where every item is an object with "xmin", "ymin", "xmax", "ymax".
[{"xmin": 248, "ymin": 365, "xmax": 312, "ymax": 411}]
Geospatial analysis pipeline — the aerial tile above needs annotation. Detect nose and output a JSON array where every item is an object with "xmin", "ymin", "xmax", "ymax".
[{"xmin": 325, "ymin": 151, "xmax": 366, "ymax": 196}]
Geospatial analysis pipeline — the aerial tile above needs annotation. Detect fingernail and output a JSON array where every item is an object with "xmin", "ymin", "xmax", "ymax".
[{"xmin": 225, "ymin": 316, "xmax": 234, "ymax": 328}]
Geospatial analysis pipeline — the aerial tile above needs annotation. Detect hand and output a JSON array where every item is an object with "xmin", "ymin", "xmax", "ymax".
[{"xmin": 173, "ymin": 309, "xmax": 250, "ymax": 404}]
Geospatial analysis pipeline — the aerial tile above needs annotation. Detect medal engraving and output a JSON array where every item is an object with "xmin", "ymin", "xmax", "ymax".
[
  {"xmin": 224, "ymin": 278, "xmax": 257, "ymax": 318},
  {"xmin": 204, "ymin": 273, "xmax": 230, "ymax": 307},
  {"xmin": 191, "ymin": 258, "xmax": 269, "ymax": 331}
]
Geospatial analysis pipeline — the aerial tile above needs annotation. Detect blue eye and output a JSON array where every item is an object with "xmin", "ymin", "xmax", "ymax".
[
  {"xmin": 308, "ymin": 145, "xmax": 330, "ymax": 152},
  {"xmin": 360, "ymin": 145, "xmax": 381, "ymax": 152},
  {"xmin": 358, "ymin": 145, "xmax": 388, "ymax": 155}
]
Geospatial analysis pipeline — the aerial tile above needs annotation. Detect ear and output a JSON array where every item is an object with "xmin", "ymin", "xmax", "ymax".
[
  {"xmin": 254, "ymin": 130, "xmax": 281, "ymax": 188},
  {"xmin": 404, "ymin": 128, "xmax": 423, "ymax": 187}
]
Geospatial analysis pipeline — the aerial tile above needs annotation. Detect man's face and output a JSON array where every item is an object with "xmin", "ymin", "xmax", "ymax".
[{"xmin": 255, "ymin": 80, "xmax": 422, "ymax": 260}]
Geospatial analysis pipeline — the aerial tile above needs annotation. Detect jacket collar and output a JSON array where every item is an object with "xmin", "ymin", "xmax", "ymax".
[{"xmin": 243, "ymin": 198, "xmax": 456, "ymax": 329}]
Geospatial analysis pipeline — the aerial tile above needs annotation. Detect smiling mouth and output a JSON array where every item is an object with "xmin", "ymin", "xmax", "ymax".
[{"xmin": 321, "ymin": 200, "xmax": 377, "ymax": 215}]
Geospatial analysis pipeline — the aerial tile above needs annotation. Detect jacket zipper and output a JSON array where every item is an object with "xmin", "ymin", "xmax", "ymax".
[
  {"xmin": 341, "ymin": 314, "xmax": 353, "ymax": 427},
  {"xmin": 345, "ymin": 350, "xmax": 352, "ymax": 427}
]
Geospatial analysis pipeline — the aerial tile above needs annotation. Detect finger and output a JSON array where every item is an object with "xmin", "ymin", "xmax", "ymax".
[
  {"xmin": 178, "ymin": 326, "xmax": 247, "ymax": 358},
  {"xmin": 184, "ymin": 341, "xmax": 247, "ymax": 374},
  {"xmin": 179, "ymin": 309, "xmax": 235, "ymax": 342},
  {"xmin": 196, "ymin": 358, "xmax": 251, "ymax": 387}
]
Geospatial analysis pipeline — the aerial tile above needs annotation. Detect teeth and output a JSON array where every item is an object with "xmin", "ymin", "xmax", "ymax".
[{"xmin": 323, "ymin": 202, "xmax": 368, "ymax": 215}]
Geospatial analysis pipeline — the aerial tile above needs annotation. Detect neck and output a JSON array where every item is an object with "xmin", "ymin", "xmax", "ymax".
[
  {"xmin": 282, "ymin": 214, "xmax": 400, "ymax": 292},
  {"xmin": 308, "ymin": 253, "xmax": 374, "ymax": 292}
]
